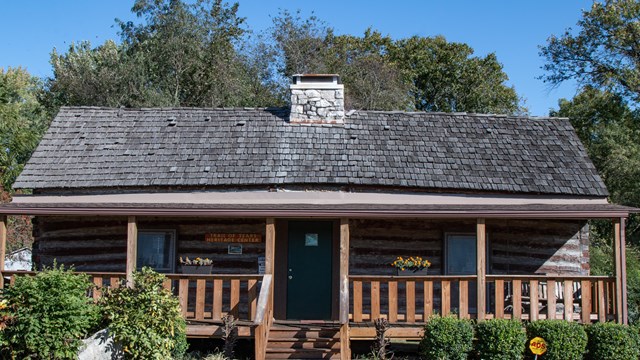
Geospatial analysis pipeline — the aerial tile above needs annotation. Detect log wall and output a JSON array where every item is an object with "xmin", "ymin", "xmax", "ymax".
[
  {"xmin": 349, "ymin": 218, "xmax": 589, "ymax": 276},
  {"xmin": 32, "ymin": 216, "xmax": 588, "ymax": 275},
  {"xmin": 33, "ymin": 216, "xmax": 265, "ymax": 273}
]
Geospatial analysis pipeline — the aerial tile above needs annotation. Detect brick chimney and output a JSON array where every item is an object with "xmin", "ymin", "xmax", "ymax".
[{"xmin": 290, "ymin": 74, "xmax": 344, "ymax": 124}]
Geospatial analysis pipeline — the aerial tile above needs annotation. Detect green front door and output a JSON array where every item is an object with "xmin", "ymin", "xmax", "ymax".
[{"xmin": 286, "ymin": 221, "xmax": 333, "ymax": 320}]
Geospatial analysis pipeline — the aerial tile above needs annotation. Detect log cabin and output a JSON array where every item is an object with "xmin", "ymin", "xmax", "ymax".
[{"xmin": 0, "ymin": 74, "xmax": 636, "ymax": 359}]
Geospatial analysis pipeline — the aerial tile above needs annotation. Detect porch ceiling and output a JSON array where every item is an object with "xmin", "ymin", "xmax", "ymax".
[{"xmin": 0, "ymin": 195, "xmax": 635, "ymax": 218}]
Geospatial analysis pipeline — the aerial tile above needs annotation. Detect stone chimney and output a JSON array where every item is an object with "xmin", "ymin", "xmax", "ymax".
[{"xmin": 290, "ymin": 74, "xmax": 344, "ymax": 124}]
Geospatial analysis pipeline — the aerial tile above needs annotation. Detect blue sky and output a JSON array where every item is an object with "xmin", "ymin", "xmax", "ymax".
[{"xmin": 1, "ymin": 0, "xmax": 591, "ymax": 116}]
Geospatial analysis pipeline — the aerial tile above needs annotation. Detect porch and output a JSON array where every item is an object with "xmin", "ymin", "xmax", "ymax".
[{"xmin": 0, "ymin": 197, "xmax": 633, "ymax": 359}]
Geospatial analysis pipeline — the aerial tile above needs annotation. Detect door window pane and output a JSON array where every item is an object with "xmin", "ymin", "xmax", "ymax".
[{"xmin": 137, "ymin": 231, "xmax": 175, "ymax": 272}]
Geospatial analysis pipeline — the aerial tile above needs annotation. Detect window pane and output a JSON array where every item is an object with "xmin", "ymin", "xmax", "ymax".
[
  {"xmin": 137, "ymin": 232, "xmax": 173, "ymax": 271},
  {"xmin": 446, "ymin": 235, "xmax": 476, "ymax": 275}
]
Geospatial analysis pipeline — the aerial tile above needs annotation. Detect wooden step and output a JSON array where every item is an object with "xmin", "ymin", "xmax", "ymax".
[
  {"xmin": 266, "ymin": 322, "xmax": 342, "ymax": 359},
  {"xmin": 269, "ymin": 326, "xmax": 340, "ymax": 340},
  {"xmin": 265, "ymin": 347, "xmax": 339, "ymax": 359},
  {"xmin": 268, "ymin": 338, "xmax": 340, "ymax": 350}
]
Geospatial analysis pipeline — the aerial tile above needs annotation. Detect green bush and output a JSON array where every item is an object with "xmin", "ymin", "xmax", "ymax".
[
  {"xmin": 420, "ymin": 315, "xmax": 473, "ymax": 360},
  {"xmin": 2, "ymin": 265, "xmax": 100, "ymax": 359},
  {"xmin": 475, "ymin": 319, "xmax": 526, "ymax": 360},
  {"xmin": 100, "ymin": 267, "xmax": 186, "ymax": 359},
  {"xmin": 585, "ymin": 322, "xmax": 640, "ymax": 360},
  {"xmin": 526, "ymin": 320, "xmax": 587, "ymax": 360}
]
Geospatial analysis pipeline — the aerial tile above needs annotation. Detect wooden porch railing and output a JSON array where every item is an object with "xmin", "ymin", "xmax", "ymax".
[
  {"xmin": 2, "ymin": 271, "xmax": 265, "ymax": 324},
  {"xmin": 253, "ymin": 274, "xmax": 273, "ymax": 360},
  {"xmin": 349, "ymin": 274, "xmax": 617, "ymax": 324},
  {"xmin": 486, "ymin": 275, "xmax": 616, "ymax": 323}
]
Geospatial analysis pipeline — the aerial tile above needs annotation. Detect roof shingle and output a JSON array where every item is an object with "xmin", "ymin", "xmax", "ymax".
[{"xmin": 14, "ymin": 107, "xmax": 608, "ymax": 197}]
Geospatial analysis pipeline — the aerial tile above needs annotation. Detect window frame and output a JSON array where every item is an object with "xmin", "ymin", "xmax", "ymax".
[{"xmin": 136, "ymin": 229, "xmax": 177, "ymax": 273}]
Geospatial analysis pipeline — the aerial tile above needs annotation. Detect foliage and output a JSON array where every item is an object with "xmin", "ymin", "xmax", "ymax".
[
  {"xmin": 391, "ymin": 256, "xmax": 431, "ymax": 272},
  {"xmin": 0, "ymin": 67, "xmax": 49, "ymax": 191},
  {"xmin": 267, "ymin": 10, "xmax": 521, "ymax": 113},
  {"xmin": 540, "ymin": 0, "xmax": 640, "ymax": 103},
  {"xmin": 526, "ymin": 320, "xmax": 587, "ymax": 360},
  {"xmin": 391, "ymin": 35, "xmax": 521, "ymax": 114},
  {"xmin": 2, "ymin": 265, "xmax": 100, "ymax": 359},
  {"xmin": 474, "ymin": 319, "xmax": 527, "ymax": 360},
  {"xmin": 221, "ymin": 314, "xmax": 237, "ymax": 360},
  {"xmin": 371, "ymin": 318, "xmax": 391, "ymax": 360},
  {"xmin": 585, "ymin": 322, "xmax": 640, "ymax": 360},
  {"xmin": 47, "ymin": 0, "xmax": 280, "ymax": 109},
  {"xmin": 419, "ymin": 315, "xmax": 473, "ymax": 360},
  {"xmin": 100, "ymin": 267, "xmax": 186, "ymax": 359}
]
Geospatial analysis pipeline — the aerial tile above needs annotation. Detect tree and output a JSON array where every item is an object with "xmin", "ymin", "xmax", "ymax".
[
  {"xmin": 0, "ymin": 67, "xmax": 48, "ymax": 191},
  {"xmin": 390, "ymin": 36, "xmax": 521, "ymax": 114},
  {"xmin": 268, "ymin": 11, "xmax": 520, "ymax": 113},
  {"xmin": 47, "ymin": 0, "xmax": 281, "ymax": 109},
  {"xmin": 540, "ymin": 0, "xmax": 640, "ymax": 102}
]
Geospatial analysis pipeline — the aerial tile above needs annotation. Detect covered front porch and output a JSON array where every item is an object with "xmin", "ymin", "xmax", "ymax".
[{"xmin": 0, "ymin": 193, "xmax": 633, "ymax": 359}]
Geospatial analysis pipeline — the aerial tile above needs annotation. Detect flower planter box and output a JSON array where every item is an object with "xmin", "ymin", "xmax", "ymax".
[
  {"xmin": 181, "ymin": 265, "xmax": 213, "ymax": 274},
  {"xmin": 396, "ymin": 268, "xmax": 429, "ymax": 276}
]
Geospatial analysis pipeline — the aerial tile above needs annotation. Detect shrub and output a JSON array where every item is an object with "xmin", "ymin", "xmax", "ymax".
[
  {"xmin": 526, "ymin": 320, "xmax": 587, "ymax": 360},
  {"xmin": 585, "ymin": 322, "xmax": 640, "ymax": 360},
  {"xmin": 2, "ymin": 265, "xmax": 100, "ymax": 359},
  {"xmin": 100, "ymin": 267, "xmax": 186, "ymax": 359},
  {"xmin": 475, "ymin": 319, "xmax": 526, "ymax": 360},
  {"xmin": 420, "ymin": 315, "xmax": 473, "ymax": 360}
]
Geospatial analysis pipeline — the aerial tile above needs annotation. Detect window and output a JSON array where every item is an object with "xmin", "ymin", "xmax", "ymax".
[
  {"xmin": 137, "ymin": 230, "xmax": 176, "ymax": 273},
  {"xmin": 445, "ymin": 233, "xmax": 477, "ymax": 275}
]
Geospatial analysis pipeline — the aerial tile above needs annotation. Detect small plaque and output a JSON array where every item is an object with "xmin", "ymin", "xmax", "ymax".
[
  {"xmin": 228, "ymin": 244, "xmax": 243, "ymax": 254},
  {"xmin": 258, "ymin": 256, "xmax": 266, "ymax": 274},
  {"xmin": 305, "ymin": 233, "xmax": 318, "ymax": 247}
]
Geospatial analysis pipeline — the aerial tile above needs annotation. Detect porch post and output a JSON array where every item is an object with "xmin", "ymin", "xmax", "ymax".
[
  {"xmin": 126, "ymin": 216, "xmax": 137, "ymax": 287},
  {"xmin": 265, "ymin": 218, "xmax": 275, "ymax": 318},
  {"xmin": 621, "ymin": 217, "xmax": 628, "ymax": 325},
  {"xmin": 614, "ymin": 218, "xmax": 627, "ymax": 324},
  {"xmin": 0, "ymin": 215, "xmax": 6, "ymax": 288},
  {"xmin": 339, "ymin": 218, "xmax": 351, "ymax": 360},
  {"xmin": 476, "ymin": 218, "xmax": 486, "ymax": 321},
  {"xmin": 265, "ymin": 218, "xmax": 275, "ymax": 275}
]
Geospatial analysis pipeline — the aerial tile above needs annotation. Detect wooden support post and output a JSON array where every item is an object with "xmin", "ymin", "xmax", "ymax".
[
  {"xmin": 614, "ymin": 218, "xmax": 624, "ymax": 323},
  {"xmin": 126, "ymin": 216, "xmax": 137, "ymax": 287},
  {"xmin": 476, "ymin": 218, "xmax": 486, "ymax": 321},
  {"xmin": 620, "ymin": 217, "xmax": 628, "ymax": 325},
  {"xmin": 614, "ymin": 218, "xmax": 628, "ymax": 324},
  {"xmin": 265, "ymin": 218, "xmax": 275, "ymax": 275},
  {"xmin": 0, "ymin": 215, "xmax": 6, "ymax": 289},
  {"xmin": 339, "ymin": 218, "xmax": 351, "ymax": 360}
]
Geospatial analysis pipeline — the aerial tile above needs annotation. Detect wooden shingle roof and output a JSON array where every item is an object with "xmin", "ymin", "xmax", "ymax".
[{"xmin": 14, "ymin": 106, "xmax": 608, "ymax": 197}]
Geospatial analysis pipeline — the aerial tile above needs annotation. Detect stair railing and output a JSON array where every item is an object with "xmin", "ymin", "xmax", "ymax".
[{"xmin": 253, "ymin": 274, "xmax": 273, "ymax": 360}]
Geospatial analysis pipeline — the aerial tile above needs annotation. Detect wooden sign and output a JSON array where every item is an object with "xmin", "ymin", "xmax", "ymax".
[{"xmin": 205, "ymin": 233, "xmax": 262, "ymax": 243}]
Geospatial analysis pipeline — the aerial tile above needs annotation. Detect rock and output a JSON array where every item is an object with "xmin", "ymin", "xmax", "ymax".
[{"xmin": 78, "ymin": 329, "xmax": 123, "ymax": 360}]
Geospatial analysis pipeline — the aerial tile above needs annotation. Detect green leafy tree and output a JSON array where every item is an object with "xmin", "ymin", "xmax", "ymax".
[
  {"xmin": 100, "ymin": 268, "xmax": 186, "ymax": 359},
  {"xmin": 3, "ymin": 265, "xmax": 100, "ymax": 359},
  {"xmin": 268, "ymin": 11, "xmax": 520, "ymax": 113},
  {"xmin": 47, "ymin": 0, "xmax": 280, "ymax": 109},
  {"xmin": 391, "ymin": 35, "xmax": 521, "ymax": 114},
  {"xmin": 540, "ymin": 0, "xmax": 640, "ymax": 102},
  {"xmin": 0, "ymin": 67, "xmax": 48, "ymax": 191}
]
